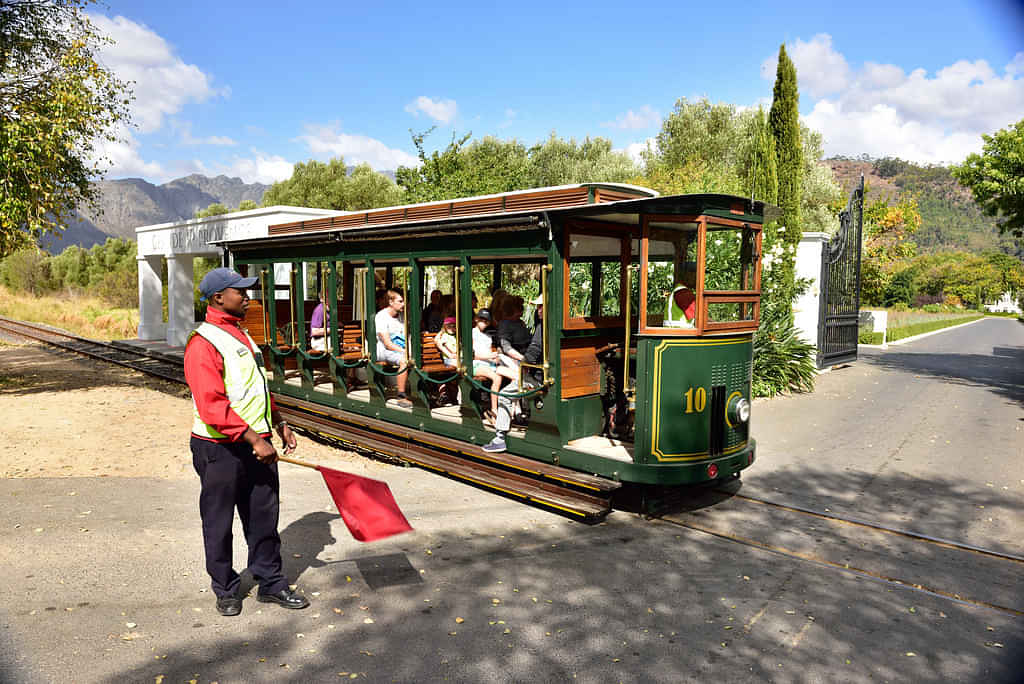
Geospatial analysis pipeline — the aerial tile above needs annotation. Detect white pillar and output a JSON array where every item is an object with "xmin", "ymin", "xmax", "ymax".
[
  {"xmin": 166, "ymin": 254, "xmax": 195, "ymax": 347},
  {"xmin": 792, "ymin": 232, "xmax": 829, "ymax": 349},
  {"xmin": 137, "ymin": 255, "xmax": 166, "ymax": 341}
]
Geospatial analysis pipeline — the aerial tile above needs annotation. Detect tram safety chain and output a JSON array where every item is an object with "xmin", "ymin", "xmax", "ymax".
[
  {"xmin": 0, "ymin": 316, "xmax": 186, "ymax": 385},
  {"xmin": 716, "ymin": 489, "xmax": 1024, "ymax": 564}
]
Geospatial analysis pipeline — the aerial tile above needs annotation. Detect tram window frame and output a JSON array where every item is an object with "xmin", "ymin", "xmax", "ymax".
[
  {"xmin": 638, "ymin": 215, "xmax": 763, "ymax": 335},
  {"xmin": 562, "ymin": 220, "xmax": 633, "ymax": 330}
]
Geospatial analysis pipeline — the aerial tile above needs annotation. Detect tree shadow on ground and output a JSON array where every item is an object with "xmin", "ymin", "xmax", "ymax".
[
  {"xmin": 0, "ymin": 344, "xmax": 187, "ymax": 398},
  {"xmin": 860, "ymin": 346, "xmax": 1024, "ymax": 408},
  {"xmin": 101, "ymin": 466, "xmax": 1024, "ymax": 684}
]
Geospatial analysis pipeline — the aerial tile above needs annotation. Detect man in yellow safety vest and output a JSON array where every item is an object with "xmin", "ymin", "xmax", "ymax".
[{"xmin": 184, "ymin": 267, "xmax": 309, "ymax": 617}]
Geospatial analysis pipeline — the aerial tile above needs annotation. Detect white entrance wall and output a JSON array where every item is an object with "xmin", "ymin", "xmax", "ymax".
[
  {"xmin": 135, "ymin": 206, "xmax": 341, "ymax": 347},
  {"xmin": 793, "ymin": 232, "xmax": 829, "ymax": 351}
]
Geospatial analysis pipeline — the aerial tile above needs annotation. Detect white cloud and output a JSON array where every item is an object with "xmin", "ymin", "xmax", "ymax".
[
  {"xmin": 296, "ymin": 123, "xmax": 418, "ymax": 170},
  {"xmin": 618, "ymin": 138, "xmax": 656, "ymax": 163},
  {"xmin": 761, "ymin": 33, "xmax": 852, "ymax": 98},
  {"xmin": 173, "ymin": 120, "xmax": 236, "ymax": 146},
  {"xmin": 220, "ymin": 152, "xmax": 295, "ymax": 185},
  {"xmin": 602, "ymin": 105, "xmax": 661, "ymax": 130},
  {"xmin": 89, "ymin": 14, "xmax": 228, "ymax": 134},
  {"xmin": 498, "ymin": 108, "xmax": 518, "ymax": 129},
  {"xmin": 404, "ymin": 96, "xmax": 458, "ymax": 124},
  {"xmin": 93, "ymin": 126, "xmax": 165, "ymax": 179},
  {"xmin": 764, "ymin": 36, "xmax": 1024, "ymax": 164}
]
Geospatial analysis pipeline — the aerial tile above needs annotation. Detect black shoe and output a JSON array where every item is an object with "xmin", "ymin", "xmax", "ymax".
[
  {"xmin": 256, "ymin": 588, "xmax": 310, "ymax": 610},
  {"xmin": 215, "ymin": 596, "xmax": 242, "ymax": 616}
]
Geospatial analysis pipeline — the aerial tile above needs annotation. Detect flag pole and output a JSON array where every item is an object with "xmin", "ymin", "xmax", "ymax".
[{"xmin": 278, "ymin": 455, "xmax": 320, "ymax": 470}]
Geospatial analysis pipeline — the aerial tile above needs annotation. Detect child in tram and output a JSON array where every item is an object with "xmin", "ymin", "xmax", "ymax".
[{"xmin": 435, "ymin": 316, "xmax": 458, "ymax": 367}]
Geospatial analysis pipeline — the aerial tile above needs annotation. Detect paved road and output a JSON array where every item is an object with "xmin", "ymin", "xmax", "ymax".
[{"xmin": 1, "ymin": 319, "xmax": 1021, "ymax": 683}]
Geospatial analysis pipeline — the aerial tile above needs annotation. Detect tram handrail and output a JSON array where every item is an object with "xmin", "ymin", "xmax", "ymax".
[
  {"xmin": 465, "ymin": 374, "xmax": 549, "ymax": 400},
  {"xmin": 622, "ymin": 262, "xmax": 633, "ymax": 397}
]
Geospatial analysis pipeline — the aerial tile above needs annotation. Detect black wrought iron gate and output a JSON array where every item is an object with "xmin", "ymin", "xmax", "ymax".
[{"xmin": 816, "ymin": 176, "xmax": 865, "ymax": 368}]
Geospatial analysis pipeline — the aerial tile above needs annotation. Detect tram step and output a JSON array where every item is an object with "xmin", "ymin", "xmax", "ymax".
[
  {"xmin": 276, "ymin": 401, "xmax": 613, "ymax": 522},
  {"xmin": 273, "ymin": 394, "xmax": 620, "ymax": 495}
]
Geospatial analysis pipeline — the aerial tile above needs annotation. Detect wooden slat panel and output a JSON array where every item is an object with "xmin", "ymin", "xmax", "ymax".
[
  {"xmin": 560, "ymin": 345, "xmax": 601, "ymax": 398},
  {"xmin": 451, "ymin": 197, "xmax": 504, "ymax": 216},
  {"xmin": 505, "ymin": 188, "xmax": 589, "ymax": 210},
  {"xmin": 596, "ymin": 189, "xmax": 647, "ymax": 203},
  {"xmin": 406, "ymin": 204, "xmax": 452, "ymax": 221},
  {"xmin": 241, "ymin": 300, "xmax": 268, "ymax": 343}
]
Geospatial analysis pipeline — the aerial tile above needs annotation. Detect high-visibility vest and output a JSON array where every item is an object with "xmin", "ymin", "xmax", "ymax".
[
  {"xmin": 190, "ymin": 322, "xmax": 273, "ymax": 439},
  {"xmin": 664, "ymin": 285, "xmax": 696, "ymax": 328}
]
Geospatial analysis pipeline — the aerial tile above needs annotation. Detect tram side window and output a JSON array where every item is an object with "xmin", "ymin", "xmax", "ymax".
[
  {"xmin": 566, "ymin": 232, "xmax": 626, "ymax": 324},
  {"xmin": 705, "ymin": 224, "xmax": 759, "ymax": 324},
  {"xmin": 645, "ymin": 224, "xmax": 697, "ymax": 328}
]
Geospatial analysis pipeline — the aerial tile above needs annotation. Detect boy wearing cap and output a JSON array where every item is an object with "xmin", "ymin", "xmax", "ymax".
[{"xmin": 185, "ymin": 268, "xmax": 310, "ymax": 616}]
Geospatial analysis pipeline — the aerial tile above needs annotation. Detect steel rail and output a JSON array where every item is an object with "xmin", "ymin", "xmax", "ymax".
[
  {"xmin": 718, "ymin": 490, "xmax": 1024, "ymax": 564},
  {"xmin": 660, "ymin": 515, "xmax": 1024, "ymax": 618},
  {"xmin": 0, "ymin": 316, "xmax": 185, "ymax": 385}
]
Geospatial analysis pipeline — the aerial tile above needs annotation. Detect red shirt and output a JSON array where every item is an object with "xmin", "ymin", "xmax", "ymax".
[{"xmin": 184, "ymin": 307, "xmax": 277, "ymax": 442}]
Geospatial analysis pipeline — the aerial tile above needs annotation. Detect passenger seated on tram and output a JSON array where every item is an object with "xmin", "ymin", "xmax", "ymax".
[
  {"xmin": 309, "ymin": 291, "xmax": 330, "ymax": 352},
  {"xmin": 664, "ymin": 266, "xmax": 697, "ymax": 329},
  {"xmin": 496, "ymin": 296, "xmax": 530, "ymax": 375},
  {"xmin": 435, "ymin": 317, "xmax": 458, "ymax": 367},
  {"xmin": 422, "ymin": 289, "xmax": 444, "ymax": 332},
  {"xmin": 470, "ymin": 309, "xmax": 501, "ymax": 420},
  {"xmin": 375, "ymin": 289, "xmax": 412, "ymax": 408},
  {"xmin": 489, "ymin": 289, "xmax": 509, "ymax": 324}
]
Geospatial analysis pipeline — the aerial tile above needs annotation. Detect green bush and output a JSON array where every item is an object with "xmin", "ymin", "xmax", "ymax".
[
  {"xmin": 858, "ymin": 330, "xmax": 883, "ymax": 344},
  {"xmin": 752, "ymin": 313, "xmax": 817, "ymax": 398},
  {"xmin": 886, "ymin": 314, "xmax": 983, "ymax": 341}
]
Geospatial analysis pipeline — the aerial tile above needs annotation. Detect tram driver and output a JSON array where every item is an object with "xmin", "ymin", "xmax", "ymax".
[{"xmin": 664, "ymin": 264, "xmax": 697, "ymax": 329}]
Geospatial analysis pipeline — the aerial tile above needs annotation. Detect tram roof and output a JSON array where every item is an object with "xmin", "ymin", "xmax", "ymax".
[{"xmin": 213, "ymin": 184, "xmax": 778, "ymax": 250}]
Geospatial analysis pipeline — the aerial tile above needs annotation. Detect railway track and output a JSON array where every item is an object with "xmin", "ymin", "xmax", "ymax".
[
  {"xmin": 0, "ymin": 316, "xmax": 616, "ymax": 521},
  {"xmin": 7, "ymin": 314, "xmax": 1017, "ymax": 605},
  {"xmin": 659, "ymin": 484, "xmax": 1023, "ymax": 617},
  {"xmin": 0, "ymin": 316, "xmax": 186, "ymax": 384}
]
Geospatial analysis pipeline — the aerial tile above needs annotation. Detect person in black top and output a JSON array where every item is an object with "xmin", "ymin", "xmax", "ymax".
[
  {"xmin": 523, "ymin": 295, "xmax": 544, "ymax": 383},
  {"xmin": 484, "ymin": 296, "xmax": 532, "ymax": 453},
  {"xmin": 496, "ymin": 296, "xmax": 530, "ymax": 360},
  {"xmin": 422, "ymin": 289, "xmax": 444, "ymax": 332}
]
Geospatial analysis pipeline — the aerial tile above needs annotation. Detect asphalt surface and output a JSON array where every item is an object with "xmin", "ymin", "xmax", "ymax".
[{"xmin": 1, "ymin": 318, "xmax": 1022, "ymax": 683}]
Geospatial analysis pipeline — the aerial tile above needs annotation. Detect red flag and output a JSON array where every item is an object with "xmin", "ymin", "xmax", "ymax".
[{"xmin": 317, "ymin": 466, "xmax": 413, "ymax": 542}]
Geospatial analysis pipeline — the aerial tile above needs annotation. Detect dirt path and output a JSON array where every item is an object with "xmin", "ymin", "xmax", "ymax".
[{"xmin": 0, "ymin": 341, "xmax": 360, "ymax": 479}]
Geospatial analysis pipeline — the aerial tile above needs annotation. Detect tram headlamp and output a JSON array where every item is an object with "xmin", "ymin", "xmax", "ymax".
[{"xmin": 726, "ymin": 395, "xmax": 750, "ymax": 426}]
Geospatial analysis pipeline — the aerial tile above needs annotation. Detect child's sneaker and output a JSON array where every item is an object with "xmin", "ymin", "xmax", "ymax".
[{"xmin": 481, "ymin": 436, "xmax": 506, "ymax": 453}]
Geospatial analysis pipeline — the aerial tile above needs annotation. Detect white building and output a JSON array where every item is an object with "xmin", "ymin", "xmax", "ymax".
[
  {"xmin": 135, "ymin": 206, "xmax": 342, "ymax": 347},
  {"xmin": 985, "ymin": 291, "xmax": 1022, "ymax": 315}
]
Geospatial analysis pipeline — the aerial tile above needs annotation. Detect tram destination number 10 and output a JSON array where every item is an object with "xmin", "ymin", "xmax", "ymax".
[{"xmin": 683, "ymin": 386, "xmax": 707, "ymax": 414}]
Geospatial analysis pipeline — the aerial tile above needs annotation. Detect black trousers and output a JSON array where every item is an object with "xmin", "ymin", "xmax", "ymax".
[{"xmin": 190, "ymin": 437, "xmax": 288, "ymax": 598}]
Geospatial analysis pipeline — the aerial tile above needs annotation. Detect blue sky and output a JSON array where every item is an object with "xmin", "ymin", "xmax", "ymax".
[{"xmin": 91, "ymin": 0, "xmax": 1024, "ymax": 185}]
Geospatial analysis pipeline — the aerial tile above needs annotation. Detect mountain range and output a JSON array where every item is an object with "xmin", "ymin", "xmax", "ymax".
[{"xmin": 45, "ymin": 174, "xmax": 269, "ymax": 251}]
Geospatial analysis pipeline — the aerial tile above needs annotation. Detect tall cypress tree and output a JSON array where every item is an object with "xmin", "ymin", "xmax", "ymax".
[
  {"xmin": 768, "ymin": 44, "xmax": 803, "ymax": 306},
  {"xmin": 749, "ymin": 108, "xmax": 778, "ymax": 205},
  {"xmin": 748, "ymin": 108, "xmax": 788, "ymax": 322}
]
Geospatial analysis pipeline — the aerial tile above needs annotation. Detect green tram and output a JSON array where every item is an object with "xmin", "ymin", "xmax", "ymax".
[{"xmin": 218, "ymin": 183, "xmax": 767, "ymax": 487}]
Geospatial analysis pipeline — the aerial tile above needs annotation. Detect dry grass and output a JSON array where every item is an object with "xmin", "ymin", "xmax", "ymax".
[{"xmin": 0, "ymin": 286, "xmax": 139, "ymax": 340}]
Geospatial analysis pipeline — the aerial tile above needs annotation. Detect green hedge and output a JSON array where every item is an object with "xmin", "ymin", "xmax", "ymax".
[{"xmin": 859, "ymin": 314, "xmax": 984, "ymax": 345}]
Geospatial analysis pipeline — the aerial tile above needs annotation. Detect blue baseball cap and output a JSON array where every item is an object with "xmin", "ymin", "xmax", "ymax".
[{"xmin": 199, "ymin": 268, "xmax": 258, "ymax": 299}]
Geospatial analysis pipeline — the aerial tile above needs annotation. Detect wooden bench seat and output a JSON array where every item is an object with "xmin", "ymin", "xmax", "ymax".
[{"xmin": 420, "ymin": 331, "xmax": 455, "ymax": 374}]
